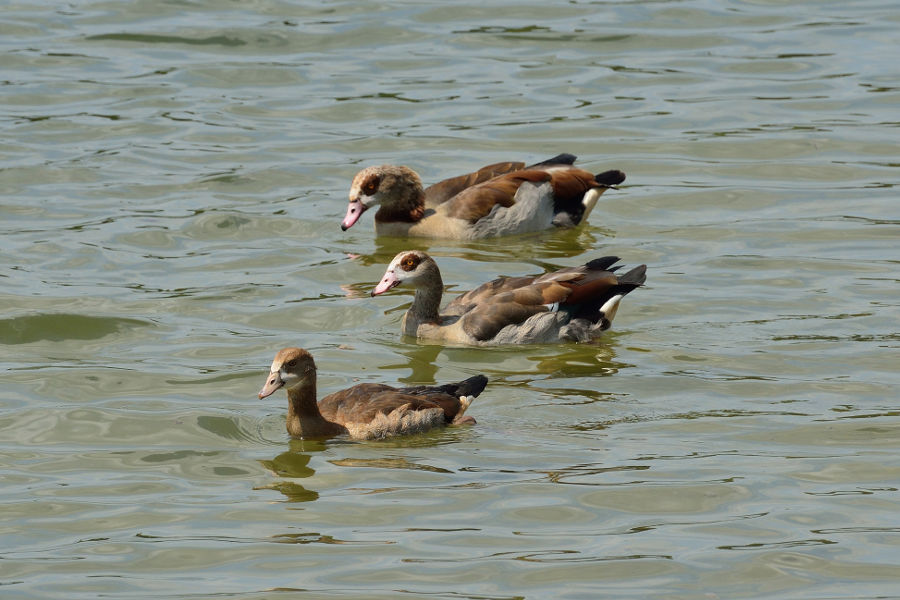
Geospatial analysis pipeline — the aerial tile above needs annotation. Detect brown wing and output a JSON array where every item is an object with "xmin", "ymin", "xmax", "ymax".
[
  {"xmin": 319, "ymin": 383, "xmax": 467, "ymax": 425},
  {"xmin": 446, "ymin": 275, "xmax": 538, "ymax": 313},
  {"xmin": 442, "ymin": 170, "xmax": 552, "ymax": 223},
  {"xmin": 424, "ymin": 161, "xmax": 525, "ymax": 206},
  {"xmin": 547, "ymin": 168, "xmax": 602, "ymax": 206},
  {"xmin": 540, "ymin": 271, "xmax": 620, "ymax": 306},
  {"xmin": 452, "ymin": 261, "xmax": 625, "ymax": 342},
  {"xmin": 456, "ymin": 278, "xmax": 580, "ymax": 341},
  {"xmin": 545, "ymin": 167, "xmax": 625, "ymax": 226},
  {"xmin": 446, "ymin": 266, "xmax": 589, "ymax": 313}
]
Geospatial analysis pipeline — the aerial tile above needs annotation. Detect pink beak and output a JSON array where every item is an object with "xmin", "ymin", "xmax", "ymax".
[
  {"xmin": 341, "ymin": 200, "xmax": 367, "ymax": 231},
  {"xmin": 258, "ymin": 371, "xmax": 284, "ymax": 399},
  {"xmin": 371, "ymin": 271, "xmax": 400, "ymax": 296}
]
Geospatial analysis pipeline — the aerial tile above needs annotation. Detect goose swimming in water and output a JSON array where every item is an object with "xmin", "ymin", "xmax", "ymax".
[
  {"xmin": 259, "ymin": 347, "xmax": 488, "ymax": 440},
  {"xmin": 341, "ymin": 153, "xmax": 625, "ymax": 239},
  {"xmin": 371, "ymin": 251, "xmax": 647, "ymax": 345}
]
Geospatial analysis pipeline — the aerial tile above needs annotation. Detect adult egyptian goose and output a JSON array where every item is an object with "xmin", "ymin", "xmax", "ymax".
[
  {"xmin": 340, "ymin": 154, "xmax": 625, "ymax": 239},
  {"xmin": 258, "ymin": 347, "xmax": 487, "ymax": 440},
  {"xmin": 371, "ymin": 251, "xmax": 647, "ymax": 345}
]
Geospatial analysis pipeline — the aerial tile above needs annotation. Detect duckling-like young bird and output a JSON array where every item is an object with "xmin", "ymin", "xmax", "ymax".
[
  {"xmin": 371, "ymin": 251, "xmax": 647, "ymax": 345},
  {"xmin": 341, "ymin": 153, "xmax": 625, "ymax": 239},
  {"xmin": 258, "ymin": 347, "xmax": 487, "ymax": 440}
]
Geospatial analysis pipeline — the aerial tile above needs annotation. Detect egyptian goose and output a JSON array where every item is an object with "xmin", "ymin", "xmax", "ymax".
[
  {"xmin": 371, "ymin": 251, "xmax": 647, "ymax": 345},
  {"xmin": 340, "ymin": 154, "xmax": 625, "ymax": 239},
  {"xmin": 258, "ymin": 347, "xmax": 487, "ymax": 440}
]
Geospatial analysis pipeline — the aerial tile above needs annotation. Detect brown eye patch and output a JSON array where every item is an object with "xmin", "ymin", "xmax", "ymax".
[
  {"xmin": 399, "ymin": 253, "xmax": 420, "ymax": 272},
  {"xmin": 362, "ymin": 174, "xmax": 381, "ymax": 195}
]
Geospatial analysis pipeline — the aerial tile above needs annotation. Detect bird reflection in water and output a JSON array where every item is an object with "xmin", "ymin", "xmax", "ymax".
[{"xmin": 255, "ymin": 439, "xmax": 325, "ymax": 502}]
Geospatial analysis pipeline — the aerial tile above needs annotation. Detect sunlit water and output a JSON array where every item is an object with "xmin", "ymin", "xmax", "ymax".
[{"xmin": 2, "ymin": 1, "xmax": 898, "ymax": 598}]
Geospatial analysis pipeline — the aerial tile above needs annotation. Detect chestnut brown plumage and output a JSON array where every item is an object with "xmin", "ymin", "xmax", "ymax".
[
  {"xmin": 371, "ymin": 252, "xmax": 646, "ymax": 345},
  {"xmin": 340, "ymin": 154, "xmax": 625, "ymax": 239}
]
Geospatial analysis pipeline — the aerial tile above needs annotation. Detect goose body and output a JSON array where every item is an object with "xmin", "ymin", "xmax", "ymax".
[
  {"xmin": 259, "ymin": 347, "xmax": 487, "ymax": 440},
  {"xmin": 372, "ymin": 251, "xmax": 647, "ymax": 345},
  {"xmin": 341, "ymin": 154, "xmax": 625, "ymax": 239}
]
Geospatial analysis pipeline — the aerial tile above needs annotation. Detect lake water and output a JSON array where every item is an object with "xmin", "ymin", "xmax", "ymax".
[{"xmin": 2, "ymin": 0, "xmax": 898, "ymax": 598}]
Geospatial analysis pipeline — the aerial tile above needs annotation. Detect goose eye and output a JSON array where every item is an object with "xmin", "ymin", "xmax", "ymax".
[
  {"xmin": 286, "ymin": 359, "xmax": 297, "ymax": 368},
  {"xmin": 364, "ymin": 181, "xmax": 378, "ymax": 194},
  {"xmin": 398, "ymin": 253, "xmax": 420, "ymax": 272}
]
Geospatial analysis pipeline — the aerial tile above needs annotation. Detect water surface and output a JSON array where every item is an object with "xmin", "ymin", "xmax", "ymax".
[{"xmin": 2, "ymin": 1, "xmax": 898, "ymax": 598}]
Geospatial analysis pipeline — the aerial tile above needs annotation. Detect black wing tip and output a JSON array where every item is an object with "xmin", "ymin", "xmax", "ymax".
[
  {"xmin": 529, "ymin": 153, "xmax": 578, "ymax": 168},
  {"xmin": 584, "ymin": 257, "xmax": 647, "ymax": 286},
  {"xmin": 584, "ymin": 256, "xmax": 621, "ymax": 271}
]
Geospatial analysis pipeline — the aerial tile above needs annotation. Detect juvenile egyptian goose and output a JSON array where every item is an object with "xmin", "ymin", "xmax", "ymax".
[
  {"xmin": 341, "ymin": 154, "xmax": 625, "ymax": 239},
  {"xmin": 371, "ymin": 251, "xmax": 647, "ymax": 345},
  {"xmin": 258, "ymin": 347, "xmax": 487, "ymax": 440}
]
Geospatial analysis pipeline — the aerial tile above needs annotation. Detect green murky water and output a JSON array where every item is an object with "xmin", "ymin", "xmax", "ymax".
[{"xmin": 2, "ymin": 1, "xmax": 898, "ymax": 598}]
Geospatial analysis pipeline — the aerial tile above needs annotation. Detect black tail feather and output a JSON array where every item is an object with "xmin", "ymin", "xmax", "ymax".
[
  {"xmin": 595, "ymin": 169, "xmax": 626, "ymax": 186},
  {"xmin": 569, "ymin": 262, "xmax": 646, "ymax": 323},
  {"xmin": 615, "ymin": 264, "xmax": 647, "ymax": 288},
  {"xmin": 400, "ymin": 374, "xmax": 488, "ymax": 399},
  {"xmin": 455, "ymin": 374, "xmax": 489, "ymax": 398}
]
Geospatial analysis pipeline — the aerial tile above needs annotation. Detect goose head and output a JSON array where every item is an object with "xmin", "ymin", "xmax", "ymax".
[
  {"xmin": 342, "ymin": 165, "xmax": 424, "ymax": 230},
  {"xmin": 258, "ymin": 347, "xmax": 317, "ymax": 399},
  {"xmin": 371, "ymin": 250, "xmax": 438, "ymax": 296}
]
